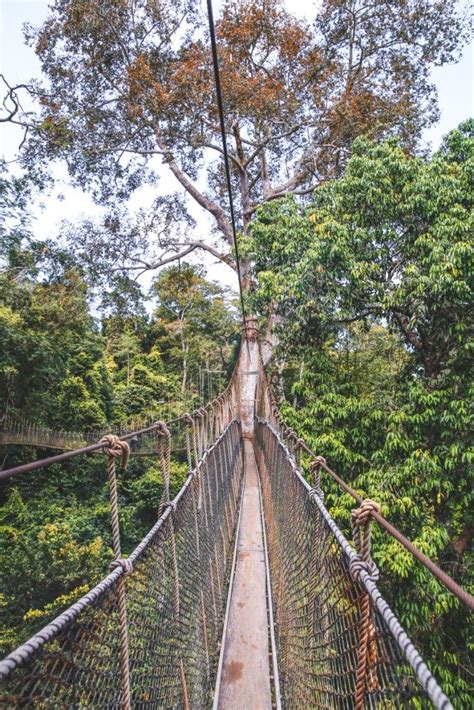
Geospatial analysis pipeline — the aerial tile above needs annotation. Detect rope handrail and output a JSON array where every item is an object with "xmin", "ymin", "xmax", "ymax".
[
  {"xmin": 0, "ymin": 410, "xmax": 244, "ymax": 706},
  {"xmin": 0, "ymin": 429, "xmax": 234, "ymax": 681},
  {"xmin": 0, "ymin": 337, "xmax": 466, "ymax": 708},
  {"xmin": 297, "ymin": 434, "xmax": 474, "ymax": 611},
  {"xmin": 0, "ymin": 421, "xmax": 161, "ymax": 481},
  {"xmin": 257, "ymin": 353, "xmax": 474, "ymax": 612},
  {"xmin": 254, "ymin": 420, "xmax": 453, "ymax": 709}
]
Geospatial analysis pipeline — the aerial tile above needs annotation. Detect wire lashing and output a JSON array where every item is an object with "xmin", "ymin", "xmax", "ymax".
[
  {"xmin": 100, "ymin": 434, "xmax": 132, "ymax": 710},
  {"xmin": 350, "ymin": 499, "xmax": 381, "ymax": 710}
]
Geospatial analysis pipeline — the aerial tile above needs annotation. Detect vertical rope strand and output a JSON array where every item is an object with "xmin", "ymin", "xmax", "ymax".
[
  {"xmin": 100, "ymin": 434, "xmax": 132, "ymax": 710},
  {"xmin": 350, "ymin": 499, "xmax": 381, "ymax": 710},
  {"xmin": 155, "ymin": 422, "xmax": 190, "ymax": 710}
]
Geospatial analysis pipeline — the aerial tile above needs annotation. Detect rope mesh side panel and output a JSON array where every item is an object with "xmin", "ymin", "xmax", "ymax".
[
  {"xmin": 0, "ymin": 579, "xmax": 124, "ymax": 708},
  {"xmin": 0, "ymin": 420, "xmax": 244, "ymax": 709},
  {"xmin": 254, "ymin": 420, "xmax": 452, "ymax": 710}
]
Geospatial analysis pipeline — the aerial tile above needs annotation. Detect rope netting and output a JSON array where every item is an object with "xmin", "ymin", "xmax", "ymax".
[
  {"xmin": 253, "ymin": 389, "xmax": 453, "ymax": 710},
  {"xmin": 0, "ymin": 411, "xmax": 210, "ymax": 456},
  {"xmin": 0, "ymin": 408, "xmax": 244, "ymax": 708},
  {"xmin": 0, "ymin": 336, "xmax": 469, "ymax": 709},
  {"xmin": 255, "ymin": 420, "xmax": 453, "ymax": 709}
]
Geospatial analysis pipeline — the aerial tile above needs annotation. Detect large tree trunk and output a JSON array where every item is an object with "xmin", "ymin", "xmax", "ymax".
[
  {"xmin": 237, "ymin": 317, "xmax": 260, "ymax": 436},
  {"xmin": 260, "ymin": 312, "xmax": 279, "ymax": 366}
]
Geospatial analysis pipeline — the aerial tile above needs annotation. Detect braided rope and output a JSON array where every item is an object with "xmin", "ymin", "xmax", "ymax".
[
  {"xmin": 197, "ymin": 408, "xmax": 206, "ymax": 458},
  {"xmin": 155, "ymin": 421, "xmax": 172, "ymax": 516},
  {"xmin": 260, "ymin": 420, "xmax": 453, "ymax": 709},
  {"xmin": 310, "ymin": 456, "xmax": 326, "ymax": 499},
  {"xmin": 99, "ymin": 434, "xmax": 131, "ymax": 710},
  {"xmin": 183, "ymin": 413, "xmax": 211, "ymax": 676},
  {"xmin": 350, "ymin": 499, "xmax": 381, "ymax": 710},
  {"xmin": 184, "ymin": 413, "xmax": 204, "ymax": 511}
]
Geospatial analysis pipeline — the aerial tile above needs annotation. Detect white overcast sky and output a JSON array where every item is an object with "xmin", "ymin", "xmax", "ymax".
[{"xmin": 0, "ymin": 0, "xmax": 473, "ymax": 292}]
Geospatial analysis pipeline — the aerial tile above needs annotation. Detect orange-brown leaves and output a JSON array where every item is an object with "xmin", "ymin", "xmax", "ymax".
[
  {"xmin": 207, "ymin": 0, "xmax": 313, "ymax": 120},
  {"xmin": 168, "ymin": 43, "xmax": 212, "ymax": 109},
  {"xmin": 127, "ymin": 55, "xmax": 170, "ymax": 117},
  {"xmin": 128, "ymin": 55, "xmax": 155, "ymax": 96}
]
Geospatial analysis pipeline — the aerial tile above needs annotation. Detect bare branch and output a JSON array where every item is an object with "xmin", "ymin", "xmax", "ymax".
[
  {"xmin": 0, "ymin": 75, "xmax": 31, "ymax": 123},
  {"xmin": 200, "ymin": 141, "xmax": 244, "ymax": 173},
  {"xmin": 110, "ymin": 240, "xmax": 235, "ymax": 274},
  {"xmin": 155, "ymin": 128, "xmax": 234, "ymax": 245}
]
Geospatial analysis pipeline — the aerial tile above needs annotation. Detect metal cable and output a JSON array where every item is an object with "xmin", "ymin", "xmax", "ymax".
[
  {"xmin": 255, "ymin": 420, "xmax": 453, "ymax": 709},
  {"xmin": 0, "ymin": 364, "xmax": 240, "ymax": 481},
  {"xmin": 257, "ymin": 348, "xmax": 474, "ymax": 612},
  {"xmin": 205, "ymin": 0, "xmax": 250, "ymax": 347}
]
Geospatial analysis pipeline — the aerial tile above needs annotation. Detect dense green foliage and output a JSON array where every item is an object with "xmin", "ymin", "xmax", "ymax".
[
  {"xmin": 1, "ymin": 121, "xmax": 472, "ymax": 703},
  {"xmin": 0, "ymin": 0, "xmax": 472, "ymax": 699},
  {"xmin": 247, "ymin": 121, "xmax": 473, "ymax": 703},
  {"xmin": 0, "ymin": 181, "xmax": 239, "ymax": 653}
]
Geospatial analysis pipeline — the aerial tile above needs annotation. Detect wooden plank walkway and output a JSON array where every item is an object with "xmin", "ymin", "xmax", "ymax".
[{"xmin": 214, "ymin": 439, "xmax": 273, "ymax": 709}]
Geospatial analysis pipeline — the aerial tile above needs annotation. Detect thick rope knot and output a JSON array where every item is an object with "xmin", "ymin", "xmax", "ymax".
[
  {"xmin": 350, "ymin": 498, "xmax": 381, "ymax": 707},
  {"xmin": 350, "ymin": 499, "xmax": 381, "ymax": 582},
  {"xmin": 352, "ymin": 499, "xmax": 381, "ymax": 527},
  {"xmin": 156, "ymin": 420, "xmax": 173, "ymax": 517},
  {"xmin": 100, "ymin": 434, "xmax": 130, "ymax": 468},
  {"xmin": 310, "ymin": 456, "xmax": 327, "ymax": 497},
  {"xmin": 155, "ymin": 420, "xmax": 171, "ymax": 444},
  {"xmin": 110, "ymin": 557, "xmax": 134, "ymax": 577},
  {"xmin": 308, "ymin": 486, "xmax": 325, "ymax": 501},
  {"xmin": 349, "ymin": 557, "xmax": 380, "ymax": 584},
  {"xmin": 183, "ymin": 413, "xmax": 194, "ymax": 427},
  {"xmin": 310, "ymin": 455, "xmax": 327, "ymax": 470}
]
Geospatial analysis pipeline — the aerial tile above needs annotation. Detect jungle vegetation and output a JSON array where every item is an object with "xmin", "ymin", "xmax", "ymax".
[
  {"xmin": 247, "ymin": 121, "xmax": 474, "ymax": 702},
  {"xmin": 0, "ymin": 181, "xmax": 239, "ymax": 652},
  {"xmin": 0, "ymin": 0, "xmax": 472, "ymax": 704}
]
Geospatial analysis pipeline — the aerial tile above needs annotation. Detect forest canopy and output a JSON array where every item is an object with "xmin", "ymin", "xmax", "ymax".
[
  {"xmin": 0, "ymin": 0, "xmax": 472, "ymax": 705},
  {"xmin": 2, "ymin": 0, "xmax": 470, "ymax": 286},
  {"xmin": 247, "ymin": 121, "xmax": 474, "ymax": 701}
]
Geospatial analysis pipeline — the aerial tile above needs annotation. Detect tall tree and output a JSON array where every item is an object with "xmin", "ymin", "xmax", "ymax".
[
  {"xmin": 3, "ymin": 0, "xmax": 469, "ymax": 282},
  {"xmin": 247, "ymin": 122, "xmax": 474, "ymax": 702},
  {"xmin": 153, "ymin": 263, "xmax": 238, "ymax": 394},
  {"xmin": 249, "ymin": 119, "xmax": 474, "ymax": 381}
]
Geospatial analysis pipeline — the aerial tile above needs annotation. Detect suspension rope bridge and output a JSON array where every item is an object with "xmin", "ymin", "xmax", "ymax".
[
  {"xmin": 0, "ymin": 416, "xmax": 159, "ymax": 455},
  {"xmin": 0, "ymin": 324, "xmax": 472, "ymax": 709}
]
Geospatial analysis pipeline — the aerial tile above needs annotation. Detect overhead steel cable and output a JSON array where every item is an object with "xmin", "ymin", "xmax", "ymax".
[{"xmin": 205, "ymin": 0, "xmax": 249, "ymax": 342}]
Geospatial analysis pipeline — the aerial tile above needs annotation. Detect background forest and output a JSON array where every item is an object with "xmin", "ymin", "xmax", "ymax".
[
  {"xmin": 248, "ymin": 122, "xmax": 473, "ymax": 701},
  {"xmin": 0, "ymin": 0, "xmax": 472, "ymax": 706},
  {"xmin": 0, "ymin": 180, "xmax": 240, "ymax": 653}
]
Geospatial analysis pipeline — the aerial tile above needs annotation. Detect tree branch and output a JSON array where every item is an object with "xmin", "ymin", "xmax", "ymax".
[
  {"xmin": 200, "ymin": 141, "xmax": 244, "ymax": 173},
  {"xmin": 155, "ymin": 129, "xmax": 234, "ymax": 244},
  {"xmin": 112, "ymin": 240, "xmax": 235, "ymax": 273},
  {"xmin": 0, "ymin": 75, "xmax": 31, "ymax": 123}
]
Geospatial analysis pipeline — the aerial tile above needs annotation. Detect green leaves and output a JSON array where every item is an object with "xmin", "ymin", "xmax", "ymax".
[{"xmin": 251, "ymin": 123, "xmax": 473, "ymax": 705}]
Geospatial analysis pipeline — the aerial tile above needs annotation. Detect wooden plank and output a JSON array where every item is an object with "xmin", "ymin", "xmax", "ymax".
[{"xmin": 215, "ymin": 439, "xmax": 272, "ymax": 709}]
